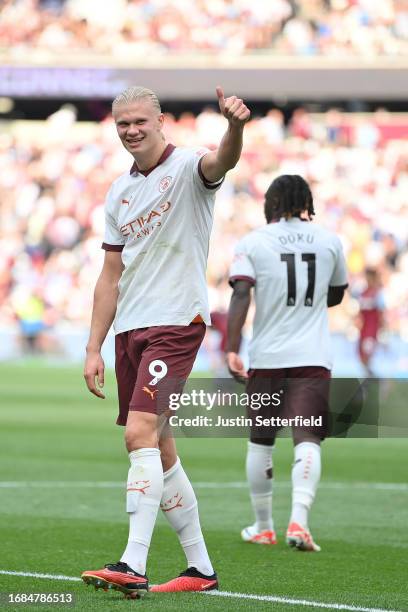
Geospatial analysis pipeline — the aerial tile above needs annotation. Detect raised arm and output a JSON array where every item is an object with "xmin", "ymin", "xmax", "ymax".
[
  {"xmin": 200, "ymin": 86, "xmax": 251, "ymax": 184},
  {"xmin": 84, "ymin": 250, "xmax": 124, "ymax": 398},
  {"xmin": 227, "ymin": 279, "xmax": 252, "ymax": 382}
]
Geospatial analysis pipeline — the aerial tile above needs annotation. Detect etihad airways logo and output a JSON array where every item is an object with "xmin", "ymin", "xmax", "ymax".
[{"xmin": 120, "ymin": 201, "xmax": 171, "ymax": 241}]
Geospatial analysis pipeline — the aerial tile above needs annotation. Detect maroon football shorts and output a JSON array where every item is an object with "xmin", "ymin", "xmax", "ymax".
[
  {"xmin": 115, "ymin": 323, "xmax": 206, "ymax": 425},
  {"xmin": 246, "ymin": 366, "xmax": 331, "ymax": 441}
]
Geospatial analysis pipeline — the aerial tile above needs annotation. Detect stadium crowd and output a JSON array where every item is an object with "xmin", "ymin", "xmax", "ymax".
[
  {"xmin": 0, "ymin": 106, "xmax": 407, "ymax": 352},
  {"xmin": 1, "ymin": 0, "xmax": 407, "ymax": 57}
]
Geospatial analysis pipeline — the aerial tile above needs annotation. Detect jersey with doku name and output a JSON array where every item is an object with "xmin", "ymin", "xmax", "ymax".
[
  {"xmin": 229, "ymin": 218, "xmax": 348, "ymax": 370},
  {"xmin": 102, "ymin": 144, "xmax": 222, "ymax": 334}
]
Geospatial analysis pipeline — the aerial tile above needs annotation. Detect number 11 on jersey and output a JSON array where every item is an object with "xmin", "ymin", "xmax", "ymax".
[{"xmin": 280, "ymin": 253, "xmax": 316, "ymax": 307}]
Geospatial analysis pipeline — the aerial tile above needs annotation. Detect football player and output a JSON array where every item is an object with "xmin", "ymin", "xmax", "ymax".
[
  {"xmin": 227, "ymin": 174, "xmax": 348, "ymax": 551},
  {"xmin": 82, "ymin": 85, "xmax": 250, "ymax": 597}
]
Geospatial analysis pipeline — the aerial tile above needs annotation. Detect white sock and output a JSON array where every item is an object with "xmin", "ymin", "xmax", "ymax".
[
  {"xmin": 161, "ymin": 458, "xmax": 214, "ymax": 576},
  {"xmin": 120, "ymin": 448, "xmax": 163, "ymax": 575},
  {"xmin": 246, "ymin": 441, "xmax": 274, "ymax": 532},
  {"xmin": 290, "ymin": 442, "xmax": 321, "ymax": 530}
]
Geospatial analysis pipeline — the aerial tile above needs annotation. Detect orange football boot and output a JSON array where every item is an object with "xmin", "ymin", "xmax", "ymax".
[
  {"xmin": 81, "ymin": 561, "xmax": 148, "ymax": 599},
  {"xmin": 150, "ymin": 567, "xmax": 218, "ymax": 592},
  {"xmin": 286, "ymin": 522, "xmax": 321, "ymax": 552},
  {"xmin": 241, "ymin": 524, "xmax": 278, "ymax": 545}
]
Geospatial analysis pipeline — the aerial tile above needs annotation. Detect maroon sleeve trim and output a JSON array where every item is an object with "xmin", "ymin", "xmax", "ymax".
[
  {"xmin": 329, "ymin": 283, "xmax": 349, "ymax": 289},
  {"xmin": 102, "ymin": 242, "xmax": 124, "ymax": 252},
  {"xmin": 229, "ymin": 275, "xmax": 256, "ymax": 288},
  {"xmin": 198, "ymin": 157, "xmax": 225, "ymax": 190}
]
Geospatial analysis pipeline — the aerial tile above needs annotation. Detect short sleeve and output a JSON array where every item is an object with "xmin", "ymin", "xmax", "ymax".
[
  {"xmin": 330, "ymin": 237, "xmax": 348, "ymax": 287},
  {"xmin": 101, "ymin": 188, "xmax": 125, "ymax": 251},
  {"xmin": 229, "ymin": 238, "xmax": 256, "ymax": 287},
  {"xmin": 190, "ymin": 148, "xmax": 225, "ymax": 192}
]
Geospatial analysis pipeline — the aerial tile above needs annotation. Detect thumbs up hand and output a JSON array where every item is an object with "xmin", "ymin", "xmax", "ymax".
[{"xmin": 216, "ymin": 86, "xmax": 251, "ymax": 127}]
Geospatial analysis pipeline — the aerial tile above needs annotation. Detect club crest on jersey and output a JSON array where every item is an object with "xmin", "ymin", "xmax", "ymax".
[{"xmin": 159, "ymin": 176, "xmax": 172, "ymax": 193}]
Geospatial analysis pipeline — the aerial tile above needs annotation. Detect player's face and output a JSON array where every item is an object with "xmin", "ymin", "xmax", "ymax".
[{"xmin": 114, "ymin": 99, "xmax": 164, "ymax": 157}]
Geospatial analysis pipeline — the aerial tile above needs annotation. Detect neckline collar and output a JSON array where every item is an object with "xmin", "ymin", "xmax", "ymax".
[
  {"xmin": 278, "ymin": 217, "xmax": 309, "ymax": 223},
  {"xmin": 130, "ymin": 143, "xmax": 176, "ymax": 177}
]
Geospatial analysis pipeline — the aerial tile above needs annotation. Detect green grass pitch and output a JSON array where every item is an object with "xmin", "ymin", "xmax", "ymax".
[{"xmin": 0, "ymin": 363, "xmax": 407, "ymax": 611}]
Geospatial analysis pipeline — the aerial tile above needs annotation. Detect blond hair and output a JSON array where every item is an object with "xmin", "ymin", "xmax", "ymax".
[{"xmin": 112, "ymin": 86, "xmax": 161, "ymax": 114}]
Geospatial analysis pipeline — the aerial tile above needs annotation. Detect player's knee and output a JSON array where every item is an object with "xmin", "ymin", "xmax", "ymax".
[
  {"xmin": 125, "ymin": 433, "xmax": 157, "ymax": 453},
  {"xmin": 250, "ymin": 435, "xmax": 276, "ymax": 446},
  {"xmin": 125, "ymin": 412, "xmax": 159, "ymax": 452},
  {"xmin": 293, "ymin": 430, "xmax": 321, "ymax": 447}
]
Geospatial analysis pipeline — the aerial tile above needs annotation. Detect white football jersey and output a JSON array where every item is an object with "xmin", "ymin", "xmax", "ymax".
[
  {"xmin": 103, "ymin": 144, "xmax": 222, "ymax": 333},
  {"xmin": 229, "ymin": 218, "xmax": 348, "ymax": 370}
]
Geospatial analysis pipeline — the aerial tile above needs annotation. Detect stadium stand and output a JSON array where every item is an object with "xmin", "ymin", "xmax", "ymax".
[
  {"xmin": 0, "ymin": 107, "xmax": 407, "ymax": 370},
  {"xmin": 0, "ymin": 1, "xmax": 407, "ymax": 373},
  {"xmin": 0, "ymin": 0, "xmax": 407, "ymax": 57}
]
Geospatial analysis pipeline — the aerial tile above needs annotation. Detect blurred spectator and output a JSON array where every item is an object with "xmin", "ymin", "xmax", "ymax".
[
  {"xmin": 355, "ymin": 268, "xmax": 385, "ymax": 376},
  {"xmin": 0, "ymin": 0, "xmax": 407, "ymax": 57},
  {"xmin": 12, "ymin": 288, "xmax": 57, "ymax": 353},
  {"xmin": 14, "ymin": 291, "xmax": 45, "ymax": 352},
  {"xmin": 206, "ymin": 310, "xmax": 230, "ymax": 375}
]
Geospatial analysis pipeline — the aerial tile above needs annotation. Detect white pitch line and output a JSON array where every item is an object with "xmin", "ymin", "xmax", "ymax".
[
  {"xmin": 0, "ymin": 481, "xmax": 407, "ymax": 491},
  {"xmin": 0, "ymin": 481, "xmax": 123, "ymax": 489},
  {"xmin": 0, "ymin": 570, "xmax": 400, "ymax": 612},
  {"xmin": 195, "ymin": 481, "xmax": 408, "ymax": 492},
  {"xmin": 205, "ymin": 590, "xmax": 401, "ymax": 612},
  {"xmin": 0, "ymin": 570, "xmax": 81, "ymax": 582}
]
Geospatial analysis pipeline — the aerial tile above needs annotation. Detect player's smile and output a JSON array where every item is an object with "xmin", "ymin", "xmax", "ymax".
[
  {"xmin": 126, "ymin": 137, "xmax": 145, "ymax": 148},
  {"xmin": 125, "ymin": 131, "xmax": 146, "ymax": 148},
  {"xmin": 113, "ymin": 99, "xmax": 164, "ymax": 161}
]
